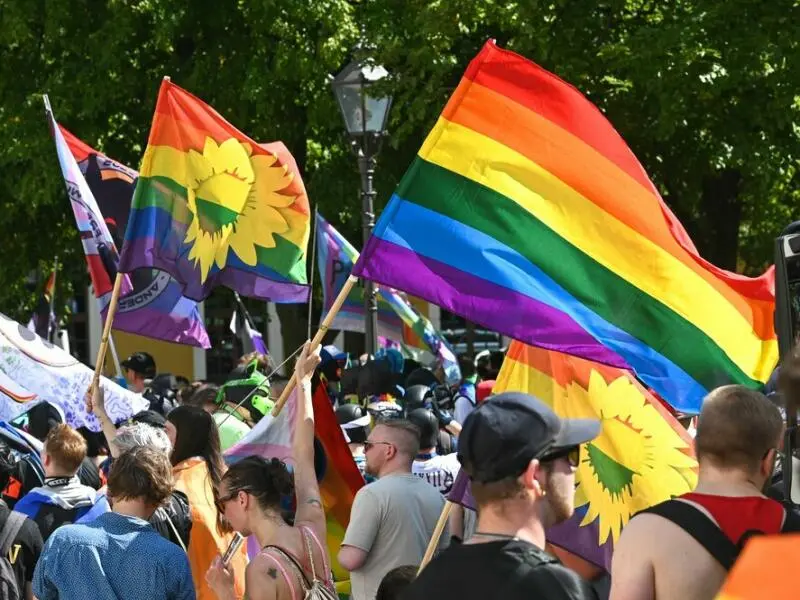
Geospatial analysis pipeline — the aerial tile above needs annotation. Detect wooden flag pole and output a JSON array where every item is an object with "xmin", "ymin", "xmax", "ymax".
[
  {"xmin": 91, "ymin": 272, "xmax": 125, "ymax": 393},
  {"xmin": 271, "ymin": 274, "xmax": 359, "ymax": 416},
  {"xmin": 417, "ymin": 500, "xmax": 454, "ymax": 575}
]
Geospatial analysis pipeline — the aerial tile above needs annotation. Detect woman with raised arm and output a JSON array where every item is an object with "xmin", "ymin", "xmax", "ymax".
[{"xmin": 207, "ymin": 341, "xmax": 336, "ymax": 600}]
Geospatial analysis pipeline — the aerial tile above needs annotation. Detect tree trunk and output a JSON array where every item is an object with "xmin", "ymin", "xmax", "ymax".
[{"xmin": 699, "ymin": 169, "xmax": 742, "ymax": 271}]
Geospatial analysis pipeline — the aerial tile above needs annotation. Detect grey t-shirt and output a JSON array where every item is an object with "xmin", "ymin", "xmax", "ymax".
[{"xmin": 343, "ymin": 472, "xmax": 448, "ymax": 600}]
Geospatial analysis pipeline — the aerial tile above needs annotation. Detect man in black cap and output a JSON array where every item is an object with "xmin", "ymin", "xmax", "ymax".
[
  {"xmin": 403, "ymin": 392, "xmax": 601, "ymax": 600},
  {"xmin": 120, "ymin": 352, "xmax": 156, "ymax": 394}
]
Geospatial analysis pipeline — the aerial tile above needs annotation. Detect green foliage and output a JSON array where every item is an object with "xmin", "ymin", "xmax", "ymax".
[{"xmin": 0, "ymin": 0, "xmax": 798, "ymax": 326}]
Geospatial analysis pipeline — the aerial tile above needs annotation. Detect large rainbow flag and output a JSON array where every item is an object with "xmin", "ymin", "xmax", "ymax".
[
  {"xmin": 449, "ymin": 341, "xmax": 698, "ymax": 570},
  {"xmin": 317, "ymin": 213, "xmax": 461, "ymax": 384},
  {"xmin": 54, "ymin": 121, "xmax": 210, "ymax": 348},
  {"xmin": 119, "ymin": 79, "xmax": 311, "ymax": 303},
  {"xmin": 352, "ymin": 40, "xmax": 777, "ymax": 413},
  {"xmin": 225, "ymin": 384, "xmax": 362, "ymax": 597}
]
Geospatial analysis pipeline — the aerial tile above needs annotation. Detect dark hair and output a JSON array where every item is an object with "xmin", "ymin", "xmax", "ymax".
[
  {"xmin": 108, "ymin": 446, "xmax": 174, "ymax": 507},
  {"xmin": 183, "ymin": 383, "xmax": 220, "ymax": 409},
  {"xmin": 78, "ymin": 426, "xmax": 110, "ymax": 458},
  {"xmin": 223, "ymin": 456, "xmax": 294, "ymax": 515},
  {"xmin": 167, "ymin": 405, "xmax": 226, "ymax": 515},
  {"xmin": 458, "ymin": 354, "xmax": 476, "ymax": 380},
  {"xmin": 376, "ymin": 565, "xmax": 418, "ymax": 600}
]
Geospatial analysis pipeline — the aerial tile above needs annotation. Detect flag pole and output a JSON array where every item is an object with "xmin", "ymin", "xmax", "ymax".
[
  {"xmin": 91, "ymin": 272, "xmax": 125, "ymax": 393},
  {"xmin": 271, "ymin": 274, "xmax": 359, "ymax": 416},
  {"xmin": 307, "ymin": 206, "xmax": 318, "ymax": 339},
  {"xmin": 48, "ymin": 257, "xmax": 58, "ymax": 343},
  {"xmin": 417, "ymin": 501, "xmax": 454, "ymax": 574},
  {"xmin": 107, "ymin": 333, "xmax": 123, "ymax": 378}
]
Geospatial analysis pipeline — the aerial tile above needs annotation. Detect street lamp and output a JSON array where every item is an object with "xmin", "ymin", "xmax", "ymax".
[{"xmin": 331, "ymin": 58, "xmax": 393, "ymax": 356}]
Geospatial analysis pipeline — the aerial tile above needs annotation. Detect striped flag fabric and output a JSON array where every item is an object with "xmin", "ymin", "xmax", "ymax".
[
  {"xmin": 352, "ymin": 40, "xmax": 776, "ymax": 413},
  {"xmin": 55, "ymin": 121, "xmax": 210, "ymax": 348},
  {"xmin": 317, "ymin": 213, "xmax": 460, "ymax": 383},
  {"xmin": 119, "ymin": 79, "xmax": 311, "ymax": 303},
  {"xmin": 447, "ymin": 341, "xmax": 698, "ymax": 570}
]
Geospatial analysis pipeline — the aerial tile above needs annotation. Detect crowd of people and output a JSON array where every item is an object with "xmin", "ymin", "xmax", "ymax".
[{"xmin": 0, "ymin": 338, "xmax": 797, "ymax": 600}]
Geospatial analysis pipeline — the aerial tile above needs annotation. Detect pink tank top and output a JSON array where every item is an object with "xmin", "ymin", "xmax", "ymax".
[{"xmin": 259, "ymin": 525, "xmax": 334, "ymax": 600}]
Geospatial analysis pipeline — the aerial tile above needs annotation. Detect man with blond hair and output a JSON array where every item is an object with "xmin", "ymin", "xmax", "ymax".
[
  {"xmin": 14, "ymin": 424, "xmax": 109, "ymax": 540},
  {"xmin": 611, "ymin": 385, "xmax": 799, "ymax": 600}
]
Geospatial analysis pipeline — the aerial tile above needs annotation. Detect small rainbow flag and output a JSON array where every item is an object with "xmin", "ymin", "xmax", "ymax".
[
  {"xmin": 317, "ymin": 213, "xmax": 461, "ymax": 383},
  {"xmin": 353, "ymin": 40, "xmax": 776, "ymax": 413},
  {"xmin": 119, "ymin": 79, "xmax": 310, "ymax": 302}
]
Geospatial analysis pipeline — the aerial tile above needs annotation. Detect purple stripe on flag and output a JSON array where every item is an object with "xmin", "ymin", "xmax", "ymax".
[
  {"xmin": 121, "ymin": 237, "xmax": 310, "ymax": 303},
  {"xmin": 354, "ymin": 239, "xmax": 628, "ymax": 368},
  {"xmin": 448, "ymin": 471, "xmax": 612, "ymax": 571},
  {"xmin": 103, "ymin": 305, "xmax": 210, "ymax": 348}
]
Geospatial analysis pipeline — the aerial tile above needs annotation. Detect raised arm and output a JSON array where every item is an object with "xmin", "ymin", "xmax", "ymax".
[
  {"xmin": 85, "ymin": 385, "xmax": 119, "ymax": 457},
  {"xmin": 291, "ymin": 342, "xmax": 326, "ymax": 535}
]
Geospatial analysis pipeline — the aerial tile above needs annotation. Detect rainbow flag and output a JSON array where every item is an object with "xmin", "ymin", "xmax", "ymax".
[
  {"xmin": 28, "ymin": 266, "xmax": 57, "ymax": 341},
  {"xmin": 225, "ymin": 384, "xmax": 362, "ymax": 596},
  {"xmin": 491, "ymin": 341, "xmax": 696, "ymax": 569},
  {"xmin": 119, "ymin": 79, "xmax": 311, "ymax": 302},
  {"xmin": 316, "ymin": 213, "xmax": 405, "ymax": 342},
  {"xmin": 55, "ymin": 122, "xmax": 210, "ymax": 348},
  {"xmin": 352, "ymin": 40, "xmax": 776, "ymax": 413},
  {"xmin": 317, "ymin": 213, "xmax": 461, "ymax": 384}
]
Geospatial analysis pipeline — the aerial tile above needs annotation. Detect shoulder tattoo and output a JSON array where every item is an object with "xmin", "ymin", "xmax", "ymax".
[{"xmin": 267, "ymin": 567, "xmax": 278, "ymax": 580}]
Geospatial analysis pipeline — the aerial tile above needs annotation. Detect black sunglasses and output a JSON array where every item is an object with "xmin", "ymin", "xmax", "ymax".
[{"xmin": 541, "ymin": 446, "xmax": 581, "ymax": 468}]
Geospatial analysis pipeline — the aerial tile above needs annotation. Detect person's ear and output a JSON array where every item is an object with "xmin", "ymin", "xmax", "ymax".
[
  {"xmin": 762, "ymin": 448, "xmax": 777, "ymax": 478},
  {"xmin": 524, "ymin": 459, "xmax": 546, "ymax": 498}
]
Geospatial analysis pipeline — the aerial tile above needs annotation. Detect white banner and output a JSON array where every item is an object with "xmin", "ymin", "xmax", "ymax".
[{"xmin": 0, "ymin": 312, "xmax": 148, "ymax": 429}]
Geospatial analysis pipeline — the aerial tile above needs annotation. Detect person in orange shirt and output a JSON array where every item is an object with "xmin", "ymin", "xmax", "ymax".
[{"xmin": 165, "ymin": 405, "xmax": 247, "ymax": 600}]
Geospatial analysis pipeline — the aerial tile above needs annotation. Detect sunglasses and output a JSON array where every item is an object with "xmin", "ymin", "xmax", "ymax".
[
  {"xmin": 215, "ymin": 488, "xmax": 250, "ymax": 514},
  {"xmin": 364, "ymin": 440, "xmax": 394, "ymax": 452},
  {"xmin": 541, "ymin": 446, "xmax": 581, "ymax": 468}
]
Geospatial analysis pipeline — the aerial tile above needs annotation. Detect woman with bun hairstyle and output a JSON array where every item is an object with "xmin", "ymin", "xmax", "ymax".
[
  {"xmin": 166, "ymin": 405, "xmax": 248, "ymax": 600},
  {"xmin": 207, "ymin": 342, "xmax": 335, "ymax": 600}
]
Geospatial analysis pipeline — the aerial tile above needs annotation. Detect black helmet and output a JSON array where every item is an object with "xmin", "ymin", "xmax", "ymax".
[
  {"xmin": 407, "ymin": 408, "xmax": 439, "ymax": 450},
  {"xmin": 405, "ymin": 368, "xmax": 439, "ymax": 389},
  {"xmin": 335, "ymin": 403, "xmax": 366, "ymax": 425},
  {"xmin": 404, "ymin": 385, "xmax": 432, "ymax": 413}
]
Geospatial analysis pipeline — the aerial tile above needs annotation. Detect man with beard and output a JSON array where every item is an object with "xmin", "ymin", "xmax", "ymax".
[
  {"xmin": 339, "ymin": 420, "xmax": 447, "ymax": 600},
  {"xmin": 403, "ymin": 392, "xmax": 600, "ymax": 600}
]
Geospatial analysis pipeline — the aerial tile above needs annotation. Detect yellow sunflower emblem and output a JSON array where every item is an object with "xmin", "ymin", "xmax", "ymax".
[
  {"xmin": 184, "ymin": 138, "xmax": 295, "ymax": 282},
  {"xmin": 553, "ymin": 371, "xmax": 698, "ymax": 544}
]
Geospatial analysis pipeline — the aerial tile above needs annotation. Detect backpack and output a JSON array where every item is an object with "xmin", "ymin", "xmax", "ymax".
[
  {"xmin": 264, "ymin": 529, "xmax": 337, "ymax": 600},
  {"xmin": 0, "ymin": 511, "xmax": 26, "ymax": 600},
  {"xmin": 641, "ymin": 498, "xmax": 800, "ymax": 571}
]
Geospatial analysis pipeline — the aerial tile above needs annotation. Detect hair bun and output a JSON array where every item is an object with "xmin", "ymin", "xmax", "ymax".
[{"xmin": 265, "ymin": 457, "xmax": 294, "ymax": 497}]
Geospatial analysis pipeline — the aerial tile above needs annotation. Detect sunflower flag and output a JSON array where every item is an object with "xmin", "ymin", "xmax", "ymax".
[
  {"xmin": 118, "ymin": 79, "xmax": 311, "ymax": 302},
  {"xmin": 450, "ymin": 340, "xmax": 699, "ymax": 571}
]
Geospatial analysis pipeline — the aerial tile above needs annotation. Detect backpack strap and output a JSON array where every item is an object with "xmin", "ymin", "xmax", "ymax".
[
  {"xmin": 0, "ymin": 511, "xmax": 26, "ymax": 557},
  {"xmin": 639, "ymin": 499, "xmax": 738, "ymax": 571}
]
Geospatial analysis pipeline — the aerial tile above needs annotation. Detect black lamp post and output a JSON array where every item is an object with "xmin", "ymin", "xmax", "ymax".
[{"xmin": 331, "ymin": 59, "xmax": 392, "ymax": 356}]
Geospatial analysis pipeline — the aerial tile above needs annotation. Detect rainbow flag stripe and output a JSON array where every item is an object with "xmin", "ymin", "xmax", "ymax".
[
  {"xmin": 120, "ymin": 80, "xmax": 310, "ymax": 302},
  {"xmin": 353, "ymin": 40, "xmax": 776, "ymax": 413}
]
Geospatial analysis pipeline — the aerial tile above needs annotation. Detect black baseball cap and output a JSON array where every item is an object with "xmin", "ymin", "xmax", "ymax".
[
  {"xmin": 121, "ymin": 352, "xmax": 156, "ymax": 378},
  {"xmin": 457, "ymin": 391, "xmax": 600, "ymax": 483}
]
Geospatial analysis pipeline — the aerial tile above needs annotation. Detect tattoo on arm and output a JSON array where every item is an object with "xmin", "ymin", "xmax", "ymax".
[
  {"xmin": 305, "ymin": 498, "xmax": 323, "ymax": 509},
  {"xmin": 267, "ymin": 567, "xmax": 278, "ymax": 580}
]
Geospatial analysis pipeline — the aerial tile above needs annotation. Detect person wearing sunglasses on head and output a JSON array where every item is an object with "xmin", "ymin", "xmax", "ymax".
[{"xmin": 403, "ymin": 391, "xmax": 601, "ymax": 600}]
